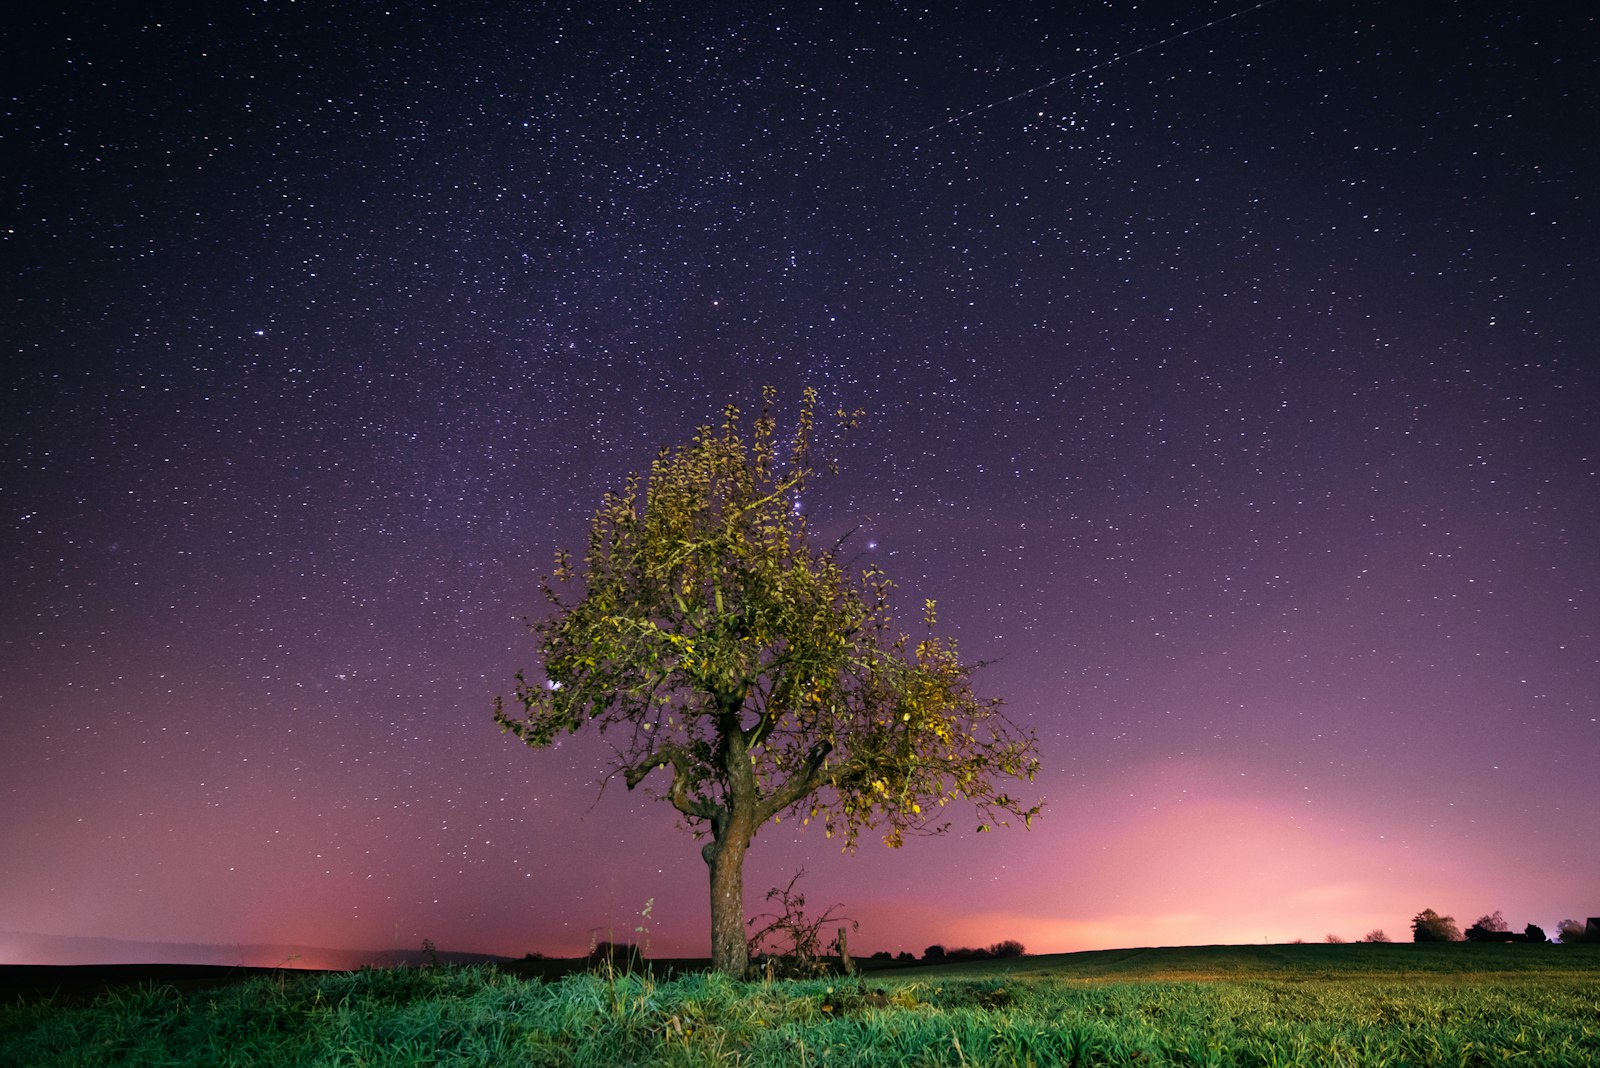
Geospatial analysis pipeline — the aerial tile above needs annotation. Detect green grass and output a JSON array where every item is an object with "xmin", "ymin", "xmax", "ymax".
[
  {"xmin": 915, "ymin": 940, "xmax": 1600, "ymax": 981},
  {"xmin": 4, "ymin": 943, "xmax": 1598, "ymax": 1066}
]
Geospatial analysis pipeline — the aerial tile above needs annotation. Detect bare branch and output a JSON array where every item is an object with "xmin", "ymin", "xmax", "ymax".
[
  {"xmin": 755, "ymin": 740, "xmax": 834, "ymax": 824},
  {"xmin": 624, "ymin": 745, "xmax": 720, "ymax": 823}
]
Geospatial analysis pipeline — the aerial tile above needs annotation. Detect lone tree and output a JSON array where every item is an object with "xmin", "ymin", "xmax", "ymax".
[
  {"xmin": 495, "ymin": 389, "xmax": 1042, "ymax": 977},
  {"xmin": 1411, "ymin": 908, "xmax": 1462, "ymax": 943},
  {"xmin": 1465, "ymin": 910, "xmax": 1510, "ymax": 942}
]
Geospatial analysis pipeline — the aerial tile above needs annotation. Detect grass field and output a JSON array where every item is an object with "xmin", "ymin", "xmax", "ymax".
[{"xmin": 3, "ymin": 942, "xmax": 1597, "ymax": 1066}]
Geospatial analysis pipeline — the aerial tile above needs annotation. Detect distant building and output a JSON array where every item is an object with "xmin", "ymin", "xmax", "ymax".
[{"xmin": 1587, "ymin": 918, "xmax": 1600, "ymax": 941}]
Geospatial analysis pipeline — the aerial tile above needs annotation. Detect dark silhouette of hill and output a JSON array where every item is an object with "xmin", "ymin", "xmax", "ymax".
[{"xmin": 0, "ymin": 930, "xmax": 512, "ymax": 971}]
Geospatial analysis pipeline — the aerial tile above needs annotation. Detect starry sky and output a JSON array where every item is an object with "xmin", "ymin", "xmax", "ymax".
[{"xmin": 5, "ymin": 1, "xmax": 1597, "ymax": 967}]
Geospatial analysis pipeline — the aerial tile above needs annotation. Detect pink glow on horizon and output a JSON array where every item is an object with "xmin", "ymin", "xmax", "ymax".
[{"xmin": 4, "ymin": 742, "xmax": 1587, "ymax": 967}]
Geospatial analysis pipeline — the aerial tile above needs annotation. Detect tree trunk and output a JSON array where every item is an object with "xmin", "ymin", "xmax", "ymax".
[
  {"xmin": 706, "ymin": 696, "xmax": 758, "ymax": 978},
  {"xmin": 705, "ymin": 834, "xmax": 749, "ymax": 977}
]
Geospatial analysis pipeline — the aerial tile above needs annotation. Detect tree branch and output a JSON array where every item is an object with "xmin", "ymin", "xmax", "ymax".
[
  {"xmin": 624, "ymin": 745, "xmax": 720, "ymax": 823},
  {"xmin": 755, "ymin": 740, "xmax": 833, "ymax": 824}
]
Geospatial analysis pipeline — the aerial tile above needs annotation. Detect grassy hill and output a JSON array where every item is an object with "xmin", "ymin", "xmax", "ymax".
[
  {"xmin": 4, "ymin": 942, "xmax": 1598, "ymax": 1066},
  {"xmin": 911, "ymin": 939, "xmax": 1600, "ymax": 980}
]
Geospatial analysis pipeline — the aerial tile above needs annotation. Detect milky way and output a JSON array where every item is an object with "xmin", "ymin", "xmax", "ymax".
[{"xmin": 4, "ymin": 1, "xmax": 1596, "ymax": 965}]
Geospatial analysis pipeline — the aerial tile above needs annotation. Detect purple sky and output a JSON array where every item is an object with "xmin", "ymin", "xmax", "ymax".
[{"xmin": 4, "ymin": 1, "xmax": 1597, "ymax": 967}]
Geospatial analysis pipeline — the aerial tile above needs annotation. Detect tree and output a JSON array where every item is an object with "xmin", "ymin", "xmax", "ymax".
[
  {"xmin": 1412, "ymin": 908, "xmax": 1462, "ymax": 943},
  {"xmin": 1361, "ymin": 929, "xmax": 1391, "ymax": 943},
  {"xmin": 495, "ymin": 389, "xmax": 1042, "ymax": 977},
  {"xmin": 944, "ymin": 946, "xmax": 994, "ymax": 962},
  {"xmin": 1555, "ymin": 919, "xmax": 1588, "ymax": 944},
  {"xmin": 1465, "ymin": 910, "xmax": 1510, "ymax": 941},
  {"xmin": 1524, "ymin": 923, "xmax": 1548, "ymax": 944}
]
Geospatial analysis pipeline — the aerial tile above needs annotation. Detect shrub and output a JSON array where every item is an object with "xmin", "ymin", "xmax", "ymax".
[
  {"xmin": 944, "ymin": 947, "xmax": 994, "ymax": 962},
  {"xmin": 746, "ymin": 869, "xmax": 856, "ymax": 978},
  {"xmin": 588, "ymin": 941, "xmax": 644, "ymax": 970}
]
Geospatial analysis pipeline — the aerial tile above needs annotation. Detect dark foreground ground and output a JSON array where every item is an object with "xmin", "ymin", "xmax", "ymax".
[{"xmin": 0, "ymin": 957, "xmax": 705, "ymax": 1005}]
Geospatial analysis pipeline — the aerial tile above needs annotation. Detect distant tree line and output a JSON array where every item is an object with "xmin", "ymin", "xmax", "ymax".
[
  {"xmin": 865, "ymin": 941, "xmax": 1027, "ymax": 964},
  {"xmin": 527, "ymin": 909, "xmax": 1596, "ymax": 962},
  {"xmin": 921, "ymin": 940, "xmax": 1027, "ymax": 962},
  {"xmin": 1409, "ymin": 908, "xmax": 1599, "ymax": 944},
  {"xmin": 560, "ymin": 936, "xmax": 1032, "ymax": 971}
]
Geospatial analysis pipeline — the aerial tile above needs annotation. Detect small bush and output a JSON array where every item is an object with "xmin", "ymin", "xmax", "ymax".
[
  {"xmin": 746, "ymin": 868, "xmax": 856, "ymax": 977},
  {"xmin": 588, "ymin": 940, "xmax": 644, "ymax": 971}
]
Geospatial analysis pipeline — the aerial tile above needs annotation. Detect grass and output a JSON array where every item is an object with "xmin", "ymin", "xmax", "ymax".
[{"xmin": 3, "ymin": 943, "xmax": 1597, "ymax": 1066}]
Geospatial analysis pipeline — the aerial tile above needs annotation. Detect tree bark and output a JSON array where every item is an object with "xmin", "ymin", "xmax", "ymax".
[
  {"xmin": 704, "ymin": 832, "xmax": 750, "ymax": 977},
  {"xmin": 705, "ymin": 692, "xmax": 758, "ymax": 978}
]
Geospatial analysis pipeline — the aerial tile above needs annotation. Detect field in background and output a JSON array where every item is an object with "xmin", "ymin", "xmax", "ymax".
[
  {"xmin": 4, "ymin": 942, "xmax": 1598, "ymax": 1066},
  {"xmin": 911, "ymin": 939, "xmax": 1600, "ymax": 981}
]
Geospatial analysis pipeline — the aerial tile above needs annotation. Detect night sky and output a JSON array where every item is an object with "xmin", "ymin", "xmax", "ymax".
[{"xmin": 5, "ymin": 1, "xmax": 1597, "ymax": 968}]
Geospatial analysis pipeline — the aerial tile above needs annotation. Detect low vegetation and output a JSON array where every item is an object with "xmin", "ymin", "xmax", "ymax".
[{"xmin": 4, "ymin": 942, "xmax": 1598, "ymax": 1066}]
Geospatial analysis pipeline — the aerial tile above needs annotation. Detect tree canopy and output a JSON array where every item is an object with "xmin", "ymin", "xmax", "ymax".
[{"xmin": 495, "ymin": 388, "xmax": 1042, "ymax": 975}]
